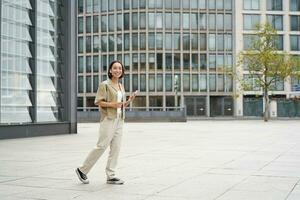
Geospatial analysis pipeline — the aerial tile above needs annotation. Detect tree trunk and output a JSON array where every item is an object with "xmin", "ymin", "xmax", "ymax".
[{"xmin": 263, "ymin": 89, "xmax": 269, "ymax": 122}]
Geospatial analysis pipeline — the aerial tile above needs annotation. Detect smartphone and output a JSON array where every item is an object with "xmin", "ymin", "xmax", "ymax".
[{"xmin": 133, "ymin": 90, "xmax": 138, "ymax": 96}]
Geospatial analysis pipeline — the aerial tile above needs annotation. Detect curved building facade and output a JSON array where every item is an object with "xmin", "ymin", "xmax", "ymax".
[{"xmin": 78, "ymin": 0, "xmax": 234, "ymax": 117}]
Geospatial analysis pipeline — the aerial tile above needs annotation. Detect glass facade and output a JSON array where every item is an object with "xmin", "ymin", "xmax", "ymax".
[
  {"xmin": 77, "ymin": 0, "xmax": 234, "ymax": 116},
  {"xmin": 0, "ymin": 0, "xmax": 76, "ymax": 138}
]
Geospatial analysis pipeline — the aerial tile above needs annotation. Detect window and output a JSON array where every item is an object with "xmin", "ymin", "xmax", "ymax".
[
  {"xmin": 273, "ymin": 35, "xmax": 283, "ymax": 50},
  {"xmin": 174, "ymin": 53, "xmax": 180, "ymax": 70},
  {"xmin": 156, "ymin": 13, "xmax": 163, "ymax": 29},
  {"xmin": 140, "ymin": 54, "xmax": 146, "ymax": 70},
  {"xmin": 192, "ymin": 54, "xmax": 199, "ymax": 70},
  {"xmin": 117, "ymin": 14, "xmax": 122, "ymax": 30},
  {"xmin": 149, "ymin": 13, "xmax": 155, "ymax": 29},
  {"xmin": 140, "ymin": 13, "xmax": 146, "ymax": 29},
  {"xmin": 291, "ymin": 76, "xmax": 300, "ymax": 91},
  {"xmin": 86, "ymin": 0, "xmax": 92, "ymax": 13},
  {"xmin": 101, "ymin": 0, "xmax": 107, "ymax": 12},
  {"xmin": 78, "ymin": 76, "xmax": 84, "ymax": 93},
  {"xmin": 124, "ymin": 0, "xmax": 130, "ymax": 9},
  {"xmin": 149, "ymin": 74, "xmax": 155, "ymax": 91},
  {"xmin": 216, "ymin": 14, "xmax": 224, "ymax": 30},
  {"xmin": 224, "ymin": 14, "xmax": 232, "ymax": 30},
  {"xmin": 132, "ymin": 74, "xmax": 138, "ymax": 91},
  {"xmin": 78, "ymin": 0, "xmax": 84, "ymax": 13},
  {"xmin": 209, "ymin": 34, "xmax": 216, "ymax": 50},
  {"xmin": 183, "ymin": 13, "xmax": 190, "ymax": 29},
  {"xmin": 165, "ymin": 0, "xmax": 172, "ymax": 8},
  {"xmin": 86, "ymin": 76, "xmax": 92, "ymax": 93},
  {"xmin": 199, "ymin": 0, "xmax": 206, "ymax": 9},
  {"xmin": 209, "ymin": 14, "xmax": 216, "ymax": 30},
  {"xmin": 140, "ymin": 74, "xmax": 146, "ymax": 91},
  {"xmin": 157, "ymin": 74, "xmax": 163, "ymax": 91},
  {"xmin": 101, "ymin": 15, "xmax": 107, "ymax": 32},
  {"xmin": 108, "ymin": 14, "xmax": 114, "ymax": 32},
  {"xmin": 191, "ymin": 34, "xmax": 198, "ymax": 50},
  {"xmin": 192, "ymin": 74, "xmax": 199, "ymax": 91},
  {"xmin": 93, "ymin": 17, "xmax": 99, "ymax": 33},
  {"xmin": 86, "ymin": 17, "xmax": 92, "ymax": 33},
  {"xmin": 132, "ymin": 0, "xmax": 138, "ymax": 8},
  {"xmin": 224, "ymin": 0, "xmax": 232, "ymax": 10},
  {"xmin": 244, "ymin": 0, "xmax": 260, "ymax": 10},
  {"xmin": 148, "ymin": 33, "xmax": 155, "ymax": 50},
  {"xmin": 216, "ymin": 0, "xmax": 224, "ymax": 9},
  {"xmin": 200, "ymin": 74, "xmax": 207, "ymax": 91},
  {"xmin": 183, "ymin": 54, "xmax": 190, "ymax": 70},
  {"xmin": 173, "ymin": 33, "xmax": 181, "ymax": 50},
  {"xmin": 291, "ymin": 16, "xmax": 300, "ymax": 31},
  {"xmin": 200, "ymin": 54, "xmax": 207, "ymax": 70},
  {"xmin": 267, "ymin": 0, "xmax": 282, "ymax": 10},
  {"xmin": 165, "ymin": 13, "xmax": 172, "ymax": 29},
  {"xmin": 156, "ymin": 33, "xmax": 163, "ymax": 50},
  {"xmin": 78, "ymin": 56, "xmax": 84, "ymax": 73},
  {"xmin": 199, "ymin": 14, "xmax": 206, "ymax": 30},
  {"xmin": 209, "ymin": 74, "xmax": 216, "ymax": 91},
  {"xmin": 124, "ymin": 33, "xmax": 130, "ymax": 51},
  {"xmin": 132, "ymin": 33, "xmax": 138, "ymax": 50},
  {"xmin": 86, "ymin": 36, "xmax": 91, "ymax": 53},
  {"xmin": 93, "ymin": 0, "xmax": 100, "ymax": 12},
  {"xmin": 124, "ymin": 13, "xmax": 129, "ymax": 30},
  {"xmin": 93, "ymin": 75, "xmax": 99, "ymax": 93},
  {"xmin": 191, "ymin": 13, "xmax": 198, "ymax": 29},
  {"xmin": 243, "ymin": 34, "xmax": 259, "ymax": 50},
  {"xmin": 200, "ymin": 33, "xmax": 206, "ymax": 50},
  {"xmin": 117, "ymin": 0, "xmax": 122, "ymax": 10},
  {"xmin": 165, "ymin": 74, "xmax": 172, "ymax": 91},
  {"xmin": 290, "ymin": 0, "xmax": 300, "ymax": 11},
  {"xmin": 93, "ymin": 56, "xmax": 99, "ymax": 72},
  {"xmin": 101, "ymin": 35, "xmax": 107, "ymax": 51},
  {"xmin": 78, "ymin": 17, "xmax": 84, "ymax": 34},
  {"xmin": 244, "ymin": 75, "xmax": 261, "ymax": 91},
  {"xmin": 183, "ymin": 33, "xmax": 190, "ymax": 50},
  {"xmin": 140, "ymin": 33, "xmax": 146, "ymax": 50},
  {"xmin": 93, "ymin": 36, "xmax": 100, "ymax": 52},
  {"xmin": 173, "ymin": 13, "xmax": 180, "ymax": 29},
  {"xmin": 244, "ymin": 14, "xmax": 260, "ymax": 30},
  {"xmin": 267, "ymin": 15, "xmax": 283, "ymax": 30},
  {"xmin": 157, "ymin": 54, "xmax": 163, "ymax": 70},
  {"xmin": 166, "ymin": 53, "xmax": 172, "ymax": 70},
  {"xmin": 165, "ymin": 33, "xmax": 172, "ymax": 50},
  {"xmin": 290, "ymin": 35, "xmax": 300, "ymax": 51},
  {"xmin": 131, "ymin": 12, "xmax": 139, "ymax": 29},
  {"xmin": 183, "ymin": 74, "xmax": 190, "ymax": 91}
]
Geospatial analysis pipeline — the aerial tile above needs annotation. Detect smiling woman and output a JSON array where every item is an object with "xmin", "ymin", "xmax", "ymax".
[{"xmin": 76, "ymin": 61, "xmax": 137, "ymax": 185}]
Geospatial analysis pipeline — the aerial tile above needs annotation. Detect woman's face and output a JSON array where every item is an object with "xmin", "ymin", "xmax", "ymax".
[{"xmin": 110, "ymin": 62, "xmax": 123, "ymax": 79}]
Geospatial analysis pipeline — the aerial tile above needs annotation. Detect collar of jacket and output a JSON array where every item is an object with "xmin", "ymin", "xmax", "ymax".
[{"xmin": 107, "ymin": 79, "xmax": 124, "ymax": 93}]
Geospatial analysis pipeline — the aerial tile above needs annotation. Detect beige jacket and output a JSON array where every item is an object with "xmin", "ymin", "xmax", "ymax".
[{"xmin": 94, "ymin": 79, "xmax": 126, "ymax": 122}]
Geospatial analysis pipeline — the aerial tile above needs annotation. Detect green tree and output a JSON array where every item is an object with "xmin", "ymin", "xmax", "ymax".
[{"xmin": 238, "ymin": 24, "xmax": 300, "ymax": 121}]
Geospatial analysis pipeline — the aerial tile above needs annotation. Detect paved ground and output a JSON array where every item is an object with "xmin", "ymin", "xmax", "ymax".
[{"xmin": 0, "ymin": 120, "xmax": 300, "ymax": 200}]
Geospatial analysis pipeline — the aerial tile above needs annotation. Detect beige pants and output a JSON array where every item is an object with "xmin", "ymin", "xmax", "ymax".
[{"xmin": 79, "ymin": 117, "xmax": 123, "ymax": 179}]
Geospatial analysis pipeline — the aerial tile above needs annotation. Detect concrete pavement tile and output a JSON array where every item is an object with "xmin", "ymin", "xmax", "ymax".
[
  {"xmin": 231, "ymin": 175, "xmax": 298, "ymax": 192},
  {"xmin": 75, "ymin": 192, "xmax": 147, "ymax": 200},
  {"xmin": 13, "ymin": 187, "xmax": 85, "ymax": 200},
  {"xmin": 216, "ymin": 190, "xmax": 289, "ymax": 200},
  {"xmin": 0, "ymin": 184, "xmax": 34, "ymax": 197},
  {"xmin": 154, "ymin": 173, "xmax": 247, "ymax": 199}
]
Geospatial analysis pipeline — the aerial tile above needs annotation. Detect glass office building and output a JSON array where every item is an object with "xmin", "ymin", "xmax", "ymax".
[
  {"xmin": 235, "ymin": 0, "xmax": 300, "ymax": 117},
  {"xmin": 77, "ymin": 0, "xmax": 234, "ymax": 117},
  {"xmin": 0, "ymin": 0, "xmax": 77, "ymax": 139},
  {"xmin": 78, "ymin": 0, "xmax": 300, "ymax": 118}
]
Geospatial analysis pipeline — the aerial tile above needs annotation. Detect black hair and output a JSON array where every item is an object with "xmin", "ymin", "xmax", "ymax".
[{"xmin": 108, "ymin": 60, "xmax": 125, "ymax": 79}]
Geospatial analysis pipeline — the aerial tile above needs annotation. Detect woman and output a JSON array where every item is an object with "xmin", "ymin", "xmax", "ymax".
[{"xmin": 76, "ymin": 60, "xmax": 136, "ymax": 185}]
